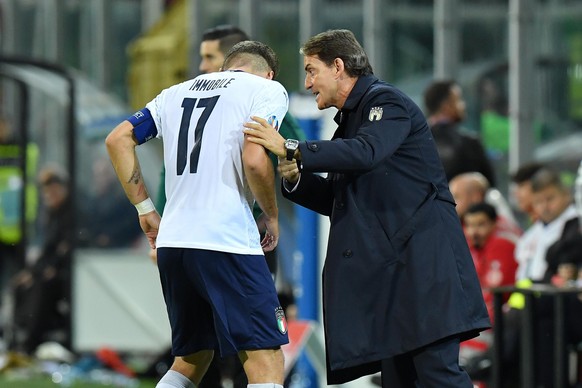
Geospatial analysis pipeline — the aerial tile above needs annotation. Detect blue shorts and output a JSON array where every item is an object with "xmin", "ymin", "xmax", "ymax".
[{"xmin": 157, "ymin": 247, "xmax": 289, "ymax": 357}]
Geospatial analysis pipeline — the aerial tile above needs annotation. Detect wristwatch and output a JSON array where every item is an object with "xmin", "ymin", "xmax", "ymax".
[{"xmin": 284, "ymin": 139, "xmax": 300, "ymax": 161}]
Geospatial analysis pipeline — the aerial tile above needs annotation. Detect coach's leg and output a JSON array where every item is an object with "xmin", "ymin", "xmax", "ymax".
[
  {"xmin": 413, "ymin": 336, "xmax": 473, "ymax": 387},
  {"xmin": 380, "ymin": 354, "xmax": 418, "ymax": 388},
  {"xmin": 239, "ymin": 348, "xmax": 285, "ymax": 387},
  {"xmin": 156, "ymin": 350, "xmax": 214, "ymax": 388}
]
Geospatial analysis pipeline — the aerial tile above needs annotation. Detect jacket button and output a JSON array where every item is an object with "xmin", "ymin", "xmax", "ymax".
[
  {"xmin": 335, "ymin": 202, "xmax": 344, "ymax": 209},
  {"xmin": 308, "ymin": 143, "xmax": 319, "ymax": 151},
  {"xmin": 343, "ymin": 249, "xmax": 353, "ymax": 258}
]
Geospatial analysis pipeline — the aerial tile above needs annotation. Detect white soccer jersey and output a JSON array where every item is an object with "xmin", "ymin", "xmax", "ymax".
[{"xmin": 146, "ymin": 71, "xmax": 288, "ymax": 254}]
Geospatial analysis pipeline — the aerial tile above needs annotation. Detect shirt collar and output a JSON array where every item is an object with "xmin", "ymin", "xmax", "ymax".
[
  {"xmin": 342, "ymin": 74, "xmax": 378, "ymax": 111},
  {"xmin": 334, "ymin": 74, "xmax": 378, "ymax": 124}
]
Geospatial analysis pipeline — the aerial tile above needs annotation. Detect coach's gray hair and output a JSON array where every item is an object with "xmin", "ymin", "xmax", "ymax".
[{"xmin": 300, "ymin": 29, "xmax": 373, "ymax": 77}]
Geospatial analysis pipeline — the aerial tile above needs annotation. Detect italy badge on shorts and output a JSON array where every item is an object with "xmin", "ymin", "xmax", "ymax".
[{"xmin": 275, "ymin": 307, "xmax": 287, "ymax": 334}]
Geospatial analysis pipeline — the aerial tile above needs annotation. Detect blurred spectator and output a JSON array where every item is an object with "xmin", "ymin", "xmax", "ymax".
[
  {"xmin": 423, "ymin": 80, "xmax": 496, "ymax": 186},
  {"xmin": 449, "ymin": 172, "xmax": 521, "ymax": 240},
  {"xmin": 0, "ymin": 116, "xmax": 39, "ymax": 297},
  {"xmin": 463, "ymin": 202, "xmax": 518, "ymax": 322},
  {"xmin": 460, "ymin": 202, "xmax": 518, "ymax": 384},
  {"xmin": 8, "ymin": 163, "xmax": 73, "ymax": 355},
  {"xmin": 515, "ymin": 167, "xmax": 578, "ymax": 282},
  {"xmin": 83, "ymin": 157, "xmax": 142, "ymax": 248},
  {"xmin": 508, "ymin": 213, "xmax": 582, "ymax": 387},
  {"xmin": 544, "ymin": 216, "xmax": 582, "ymax": 285},
  {"xmin": 510, "ymin": 161, "xmax": 546, "ymax": 228},
  {"xmin": 478, "ymin": 77, "xmax": 510, "ymax": 155}
]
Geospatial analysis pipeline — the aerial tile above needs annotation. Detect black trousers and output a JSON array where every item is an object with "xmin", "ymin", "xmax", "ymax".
[{"xmin": 381, "ymin": 336, "xmax": 473, "ymax": 388}]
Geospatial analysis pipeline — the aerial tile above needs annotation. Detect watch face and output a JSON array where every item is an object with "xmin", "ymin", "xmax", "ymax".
[
  {"xmin": 285, "ymin": 139, "xmax": 299, "ymax": 160},
  {"xmin": 285, "ymin": 139, "xmax": 299, "ymax": 150}
]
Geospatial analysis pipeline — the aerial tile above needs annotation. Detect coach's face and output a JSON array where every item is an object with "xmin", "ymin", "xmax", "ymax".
[{"xmin": 304, "ymin": 55, "xmax": 343, "ymax": 110}]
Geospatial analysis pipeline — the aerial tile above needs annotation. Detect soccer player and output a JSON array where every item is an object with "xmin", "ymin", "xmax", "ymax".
[{"xmin": 106, "ymin": 41, "xmax": 289, "ymax": 388}]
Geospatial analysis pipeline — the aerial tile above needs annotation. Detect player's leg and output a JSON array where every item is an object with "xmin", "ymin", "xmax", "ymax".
[
  {"xmin": 156, "ymin": 350, "xmax": 214, "ymax": 387},
  {"xmin": 191, "ymin": 250, "xmax": 288, "ymax": 387},
  {"xmin": 156, "ymin": 248, "xmax": 219, "ymax": 388},
  {"xmin": 238, "ymin": 348, "xmax": 285, "ymax": 385}
]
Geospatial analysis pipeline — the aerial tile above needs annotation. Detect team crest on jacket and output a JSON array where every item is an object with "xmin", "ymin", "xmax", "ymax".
[
  {"xmin": 368, "ymin": 106, "xmax": 383, "ymax": 122},
  {"xmin": 275, "ymin": 306, "xmax": 287, "ymax": 334}
]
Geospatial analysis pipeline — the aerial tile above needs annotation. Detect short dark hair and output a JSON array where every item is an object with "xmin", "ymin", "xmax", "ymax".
[
  {"xmin": 423, "ymin": 80, "xmax": 456, "ymax": 116},
  {"xmin": 38, "ymin": 163, "xmax": 69, "ymax": 186},
  {"xmin": 530, "ymin": 167, "xmax": 568, "ymax": 193},
  {"xmin": 223, "ymin": 41, "xmax": 279, "ymax": 78},
  {"xmin": 300, "ymin": 29, "xmax": 373, "ymax": 77},
  {"xmin": 510, "ymin": 162, "xmax": 546, "ymax": 184},
  {"xmin": 201, "ymin": 25, "xmax": 250, "ymax": 55},
  {"xmin": 465, "ymin": 202, "xmax": 497, "ymax": 222}
]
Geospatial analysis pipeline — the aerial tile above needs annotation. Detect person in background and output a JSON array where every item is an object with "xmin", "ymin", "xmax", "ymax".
[
  {"xmin": 497, "ymin": 169, "xmax": 582, "ymax": 387},
  {"xmin": 106, "ymin": 41, "xmax": 289, "ymax": 388},
  {"xmin": 82, "ymin": 157, "xmax": 143, "ymax": 248},
  {"xmin": 449, "ymin": 172, "xmax": 521, "ymax": 240},
  {"xmin": 515, "ymin": 167, "xmax": 578, "ymax": 283},
  {"xmin": 509, "ymin": 161, "xmax": 546, "ymax": 228},
  {"xmin": 423, "ymin": 80, "xmax": 496, "ymax": 186},
  {"xmin": 463, "ymin": 202, "xmax": 518, "ymax": 322},
  {"xmin": 9, "ymin": 163, "xmax": 73, "ymax": 355},
  {"xmin": 244, "ymin": 29, "xmax": 490, "ymax": 387},
  {"xmin": 460, "ymin": 202, "xmax": 518, "ymax": 384}
]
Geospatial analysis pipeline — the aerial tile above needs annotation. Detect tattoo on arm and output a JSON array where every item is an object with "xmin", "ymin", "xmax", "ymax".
[{"xmin": 127, "ymin": 169, "xmax": 141, "ymax": 185}]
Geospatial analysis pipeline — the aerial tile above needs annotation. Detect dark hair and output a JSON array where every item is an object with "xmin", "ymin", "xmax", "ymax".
[
  {"xmin": 201, "ymin": 25, "xmax": 250, "ymax": 55},
  {"xmin": 510, "ymin": 162, "xmax": 546, "ymax": 184},
  {"xmin": 465, "ymin": 202, "xmax": 498, "ymax": 222},
  {"xmin": 300, "ymin": 29, "xmax": 373, "ymax": 77},
  {"xmin": 223, "ymin": 41, "xmax": 279, "ymax": 78},
  {"xmin": 530, "ymin": 167, "xmax": 568, "ymax": 193},
  {"xmin": 39, "ymin": 163, "xmax": 69, "ymax": 186},
  {"xmin": 423, "ymin": 80, "xmax": 456, "ymax": 116}
]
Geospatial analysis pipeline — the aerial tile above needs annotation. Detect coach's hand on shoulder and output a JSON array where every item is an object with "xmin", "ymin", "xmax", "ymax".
[{"xmin": 243, "ymin": 116, "xmax": 286, "ymax": 158}]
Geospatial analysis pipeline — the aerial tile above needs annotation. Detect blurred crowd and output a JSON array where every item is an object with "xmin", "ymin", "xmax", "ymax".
[{"xmin": 423, "ymin": 80, "xmax": 582, "ymax": 388}]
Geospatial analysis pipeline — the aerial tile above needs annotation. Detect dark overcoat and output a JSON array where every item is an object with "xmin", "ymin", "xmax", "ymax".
[{"xmin": 283, "ymin": 75, "xmax": 491, "ymax": 384}]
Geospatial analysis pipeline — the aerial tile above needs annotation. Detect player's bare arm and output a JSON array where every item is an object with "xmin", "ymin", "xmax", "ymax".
[
  {"xmin": 242, "ymin": 135, "xmax": 279, "ymax": 252},
  {"xmin": 105, "ymin": 120, "xmax": 151, "ymax": 205},
  {"xmin": 106, "ymin": 119, "xmax": 160, "ymax": 248}
]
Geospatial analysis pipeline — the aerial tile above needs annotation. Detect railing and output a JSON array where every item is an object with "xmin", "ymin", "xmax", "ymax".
[{"xmin": 491, "ymin": 284, "xmax": 582, "ymax": 388}]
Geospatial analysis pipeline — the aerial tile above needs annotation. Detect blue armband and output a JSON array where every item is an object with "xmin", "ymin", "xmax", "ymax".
[{"xmin": 127, "ymin": 108, "xmax": 157, "ymax": 145}]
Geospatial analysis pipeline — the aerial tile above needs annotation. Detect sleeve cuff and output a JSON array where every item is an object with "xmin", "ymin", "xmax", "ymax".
[{"xmin": 282, "ymin": 174, "xmax": 301, "ymax": 193}]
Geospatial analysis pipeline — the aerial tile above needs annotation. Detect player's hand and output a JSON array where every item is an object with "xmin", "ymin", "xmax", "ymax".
[
  {"xmin": 149, "ymin": 248, "xmax": 158, "ymax": 265},
  {"xmin": 260, "ymin": 215, "xmax": 279, "ymax": 253},
  {"xmin": 278, "ymin": 157, "xmax": 300, "ymax": 184},
  {"xmin": 243, "ymin": 116, "xmax": 286, "ymax": 158},
  {"xmin": 138, "ymin": 211, "xmax": 161, "ymax": 249}
]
